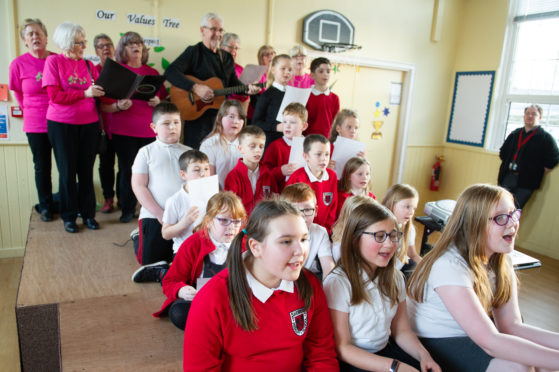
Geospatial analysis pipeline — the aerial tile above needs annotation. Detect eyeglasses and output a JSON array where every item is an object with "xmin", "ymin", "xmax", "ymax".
[
  {"xmin": 73, "ymin": 40, "xmax": 87, "ymax": 47},
  {"xmin": 224, "ymin": 44, "xmax": 240, "ymax": 51},
  {"xmin": 489, "ymin": 209, "xmax": 522, "ymax": 226},
  {"xmin": 299, "ymin": 208, "xmax": 315, "ymax": 217},
  {"xmin": 293, "ymin": 54, "xmax": 306, "ymax": 58},
  {"xmin": 214, "ymin": 217, "xmax": 244, "ymax": 226},
  {"xmin": 362, "ymin": 230, "xmax": 403, "ymax": 243},
  {"xmin": 262, "ymin": 52, "xmax": 275, "ymax": 57},
  {"xmin": 125, "ymin": 41, "xmax": 142, "ymax": 47},
  {"xmin": 96, "ymin": 43, "xmax": 113, "ymax": 49},
  {"xmin": 204, "ymin": 26, "xmax": 224, "ymax": 34}
]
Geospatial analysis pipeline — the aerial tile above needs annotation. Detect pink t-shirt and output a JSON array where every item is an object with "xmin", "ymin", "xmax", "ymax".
[
  {"xmin": 288, "ymin": 73, "xmax": 314, "ymax": 89},
  {"xmin": 42, "ymin": 54, "xmax": 99, "ymax": 125},
  {"xmin": 9, "ymin": 52, "xmax": 52, "ymax": 133},
  {"xmin": 108, "ymin": 64, "xmax": 167, "ymax": 138}
]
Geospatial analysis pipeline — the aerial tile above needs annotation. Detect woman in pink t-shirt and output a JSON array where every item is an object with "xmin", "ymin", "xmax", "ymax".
[
  {"xmin": 42, "ymin": 22, "xmax": 105, "ymax": 234},
  {"xmin": 288, "ymin": 45, "xmax": 314, "ymax": 89},
  {"xmin": 8, "ymin": 18, "xmax": 56, "ymax": 222},
  {"xmin": 100, "ymin": 31, "xmax": 166, "ymax": 223}
]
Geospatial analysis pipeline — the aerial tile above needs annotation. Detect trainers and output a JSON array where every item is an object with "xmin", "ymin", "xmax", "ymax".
[
  {"xmin": 132, "ymin": 261, "xmax": 169, "ymax": 283},
  {"xmin": 130, "ymin": 227, "xmax": 139, "ymax": 240},
  {"xmin": 101, "ymin": 198, "xmax": 114, "ymax": 213}
]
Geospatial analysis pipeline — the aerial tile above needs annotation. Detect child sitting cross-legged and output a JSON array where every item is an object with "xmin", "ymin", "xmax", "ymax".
[
  {"xmin": 153, "ymin": 191, "xmax": 246, "ymax": 330},
  {"xmin": 224, "ymin": 126, "xmax": 278, "ymax": 216},
  {"xmin": 281, "ymin": 183, "xmax": 335, "ymax": 280}
]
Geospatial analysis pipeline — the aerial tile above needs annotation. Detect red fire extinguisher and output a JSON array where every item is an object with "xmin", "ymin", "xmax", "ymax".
[{"xmin": 430, "ymin": 155, "xmax": 444, "ymax": 191}]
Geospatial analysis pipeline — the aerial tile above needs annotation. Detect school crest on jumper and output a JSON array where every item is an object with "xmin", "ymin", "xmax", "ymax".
[
  {"xmin": 323, "ymin": 192, "xmax": 333, "ymax": 206},
  {"xmin": 289, "ymin": 308, "xmax": 308, "ymax": 336},
  {"xmin": 262, "ymin": 186, "xmax": 271, "ymax": 198}
]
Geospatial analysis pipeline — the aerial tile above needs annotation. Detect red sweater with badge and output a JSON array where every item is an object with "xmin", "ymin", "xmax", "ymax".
[
  {"xmin": 153, "ymin": 230, "xmax": 215, "ymax": 317},
  {"xmin": 183, "ymin": 269, "xmax": 338, "ymax": 372},
  {"xmin": 337, "ymin": 190, "xmax": 377, "ymax": 217},
  {"xmin": 262, "ymin": 137, "xmax": 292, "ymax": 190},
  {"xmin": 305, "ymin": 91, "xmax": 340, "ymax": 138},
  {"xmin": 286, "ymin": 167, "xmax": 338, "ymax": 233},
  {"xmin": 224, "ymin": 159, "xmax": 278, "ymax": 215}
]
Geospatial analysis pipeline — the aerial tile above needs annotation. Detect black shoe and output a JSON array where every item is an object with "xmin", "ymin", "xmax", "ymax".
[
  {"xmin": 131, "ymin": 261, "xmax": 169, "ymax": 283},
  {"xmin": 64, "ymin": 221, "xmax": 79, "ymax": 233},
  {"xmin": 120, "ymin": 212, "xmax": 135, "ymax": 223},
  {"xmin": 84, "ymin": 218, "xmax": 100, "ymax": 230}
]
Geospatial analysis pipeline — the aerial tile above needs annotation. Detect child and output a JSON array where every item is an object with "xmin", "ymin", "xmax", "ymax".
[
  {"xmin": 153, "ymin": 192, "xmax": 246, "ymax": 330},
  {"xmin": 262, "ymin": 102, "xmax": 308, "ymax": 189},
  {"xmin": 323, "ymin": 202, "xmax": 441, "ymax": 372},
  {"xmin": 331, "ymin": 194, "xmax": 376, "ymax": 262},
  {"xmin": 131, "ymin": 102, "xmax": 191, "ymax": 276},
  {"xmin": 407, "ymin": 184, "xmax": 559, "ymax": 372},
  {"xmin": 252, "ymin": 54, "xmax": 293, "ymax": 149},
  {"xmin": 224, "ymin": 126, "xmax": 278, "ymax": 215},
  {"xmin": 382, "ymin": 184, "xmax": 421, "ymax": 280},
  {"xmin": 183, "ymin": 200, "xmax": 338, "ymax": 371},
  {"xmin": 305, "ymin": 57, "xmax": 340, "ymax": 138},
  {"xmin": 288, "ymin": 45, "xmax": 314, "ymax": 88},
  {"xmin": 328, "ymin": 109, "xmax": 365, "ymax": 170},
  {"xmin": 281, "ymin": 183, "xmax": 335, "ymax": 279},
  {"xmin": 199, "ymin": 100, "xmax": 245, "ymax": 189},
  {"xmin": 160, "ymin": 150, "xmax": 211, "ymax": 255},
  {"xmin": 286, "ymin": 134, "xmax": 338, "ymax": 233},
  {"xmin": 337, "ymin": 157, "xmax": 377, "ymax": 217}
]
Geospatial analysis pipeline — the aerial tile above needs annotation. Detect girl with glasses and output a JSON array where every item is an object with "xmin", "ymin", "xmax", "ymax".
[
  {"xmin": 324, "ymin": 202, "xmax": 441, "ymax": 372},
  {"xmin": 407, "ymin": 183, "xmax": 559, "ymax": 371},
  {"xmin": 154, "ymin": 191, "xmax": 246, "ymax": 330}
]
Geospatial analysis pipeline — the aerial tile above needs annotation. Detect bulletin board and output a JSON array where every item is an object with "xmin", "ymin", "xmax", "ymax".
[{"xmin": 446, "ymin": 71, "xmax": 494, "ymax": 147}]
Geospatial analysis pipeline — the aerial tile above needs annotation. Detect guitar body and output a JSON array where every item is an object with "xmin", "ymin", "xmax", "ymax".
[{"xmin": 170, "ymin": 76, "xmax": 225, "ymax": 121}]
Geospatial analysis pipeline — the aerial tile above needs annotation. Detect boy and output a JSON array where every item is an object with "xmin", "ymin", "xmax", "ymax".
[
  {"xmin": 224, "ymin": 126, "xmax": 278, "ymax": 215},
  {"xmin": 130, "ymin": 102, "xmax": 191, "ymax": 282},
  {"xmin": 262, "ymin": 102, "xmax": 308, "ymax": 190},
  {"xmin": 286, "ymin": 134, "xmax": 338, "ymax": 232},
  {"xmin": 305, "ymin": 57, "xmax": 340, "ymax": 138},
  {"xmin": 282, "ymin": 183, "xmax": 335, "ymax": 279}
]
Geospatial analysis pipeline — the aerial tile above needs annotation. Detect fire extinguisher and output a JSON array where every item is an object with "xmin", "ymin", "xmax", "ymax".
[{"xmin": 430, "ymin": 155, "xmax": 444, "ymax": 191}]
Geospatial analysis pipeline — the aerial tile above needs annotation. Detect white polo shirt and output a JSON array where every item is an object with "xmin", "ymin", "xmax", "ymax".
[
  {"xmin": 304, "ymin": 223, "xmax": 332, "ymax": 274},
  {"xmin": 200, "ymin": 134, "xmax": 241, "ymax": 189}
]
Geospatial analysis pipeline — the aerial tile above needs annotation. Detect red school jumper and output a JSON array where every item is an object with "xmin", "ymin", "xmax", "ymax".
[
  {"xmin": 262, "ymin": 137, "xmax": 292, "ymax": 190},
  {"xmin": 183, "ymin": 269, "xmax": 338, "ymax": 372},
  {"xmin": 305, "ymin": 89, "xmax": 340, "ymax": 138},
  {"xmin": 337, "ymin": 190, "xmax": 377, "ymax": 217},
  {"xmin": 153, "ymin": 230, "xmax": 215, "ymax": 317},
  {"xmin": 286, "ymin": 166, "xmax": 338, "ymax": 233},
  {"xmin": 224, "ymin": 159, "xmax": 278, "ymax": 216}
]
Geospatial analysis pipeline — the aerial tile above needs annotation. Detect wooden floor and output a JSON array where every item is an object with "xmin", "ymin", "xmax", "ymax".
[{"xmin": 1, "ymin": 218, "xmax": 558, "ymax": 370}]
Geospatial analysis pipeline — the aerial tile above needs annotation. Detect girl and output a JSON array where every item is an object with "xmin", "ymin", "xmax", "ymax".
[
  {"xmin": 338, "ymin": 157, "xmax": 377, "ymax": 217},
  {"xmin": 382, "ymin": 184, "xmax": 421, "ymax": 279},
  {"xmin": 329, "ymin": 109, "xmax": 366, "ymax": 170},
  {"xmin": 154, "ymin": 191, "xmax": 246, "ymax": 330},
  {"xmin": 407, "ymin": 184, "xmax": 559, "ymax": 372},
  {"xmin": 288, "ymin": 44, "xmax": 314, "ymax": 88},
  {"xmin": 252, "ymin": 54, "xmax": 293, "ymax": 149},
  {"xmin": 183, "ymin": 200, "xmax": 338, "ymax": 371},
  {"xmin": 331, "ymin": 194, "xmax": 376, "ymax": 263},
  {"xmin": 199, "ymin": 100, "xmax": 245, "ymax": 189},
  {"xmin": 323, "ymin": 203, "xmax": 441, "ymax": 372}
]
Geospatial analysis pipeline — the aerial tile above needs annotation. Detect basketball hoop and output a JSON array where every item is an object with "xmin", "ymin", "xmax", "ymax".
[{"xmin": 321, "ymin": 43, "xmax": 362, "ymax": 53}]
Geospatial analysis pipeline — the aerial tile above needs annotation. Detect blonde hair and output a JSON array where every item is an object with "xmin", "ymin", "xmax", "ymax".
[
  {"xmin": 267, "ymin": 54, "xmax": 291, "ymax": 88},
  {"xmin": 20, "ymin": 18, "xmax": 48, "ymax": 40},
  {"xmin": 339, "ymin": 157, "xmax": 372, "ymax": 194},
  {"xmin": 337, "ymin": 202, "xmax": 401, "ymax": 307},
  {"xmin": 381, "ymin": 184, "xmax": 419, "ymax": 264},
  {"xmin": 331, "ymin": 195, "xmax": 376, "ymax": 243},
  {"xmin": 205, "ymin": 100, "xmax": 246, "ymax": 146},
  {"xmin": 282, "ymin": 102, "xmax": 308, "ymax": 123},
  {"xmin": 329, "ymin": 109, "xmax": 358, "ymax": 142},
  {"xmin": 194, "ymin": 191, "xmax": 246, "ymax": 234},
  {"xmin": 407, "ymin": 184, "xmax": 515, "ymax": 314},
  {"xmin": 257, "ymin": 45, "xmax": 275, "ymax": 65}
]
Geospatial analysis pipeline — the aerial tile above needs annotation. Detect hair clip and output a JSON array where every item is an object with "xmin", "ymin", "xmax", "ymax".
[{"xmin": 241, "ymin": 229, "xmax": 247, "ymax": 235}]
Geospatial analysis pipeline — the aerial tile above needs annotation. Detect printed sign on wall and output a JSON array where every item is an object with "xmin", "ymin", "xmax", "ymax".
[
  {"xmin": 96, "ymin": 10, "xmax": 116, "ymax": 21},
  {"xmin": 163, "ymin": 18, "xmax": 180, "ymax": 29}
]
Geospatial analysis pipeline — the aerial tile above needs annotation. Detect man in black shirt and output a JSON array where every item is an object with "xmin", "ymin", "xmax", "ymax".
[
  {"xmin": 165, "ymin": 13, "xmax": 259, "ymax": 149},
  {"xmin": 498, "ymin": 104, "xmax": 559, "ymax": 209}
]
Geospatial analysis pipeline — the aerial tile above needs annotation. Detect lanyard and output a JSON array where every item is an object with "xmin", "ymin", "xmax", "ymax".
[{"xmin": 514, "ymin": 126, "xmax": 539, "ymax": 161}]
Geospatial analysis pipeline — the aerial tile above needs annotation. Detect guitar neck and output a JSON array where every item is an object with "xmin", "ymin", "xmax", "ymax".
[{"xmin": 213, "ymin": 82, "xmax": 264, "ymax": 97}]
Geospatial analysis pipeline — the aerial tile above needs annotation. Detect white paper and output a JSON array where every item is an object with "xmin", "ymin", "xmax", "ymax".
[
  {"xmin": 239, "ymin": 64, "xmax": 268, "ymax": 85},
  {"xmin": 288, "ymin": 137, "xmax": 306, "ymax": 169},
  {"xmin": 331, "ymin": 137, "xmax": 366, "ymax": 178},
  {"xmin": 187, "ymin": 175, "xmax": 219, "ymax": 227},
  {"xmin": 196, "ymin": 277, "xmax": 211, "ymax": 290},
  {"xmin": 276, "ymin": 86, "xmax": 312, "ymax": 122}
]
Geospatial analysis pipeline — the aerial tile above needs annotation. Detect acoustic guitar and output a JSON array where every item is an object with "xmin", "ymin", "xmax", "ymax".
[{"xmin": 169, "ymin": 75, "xmax": 265, "ymax": 121}]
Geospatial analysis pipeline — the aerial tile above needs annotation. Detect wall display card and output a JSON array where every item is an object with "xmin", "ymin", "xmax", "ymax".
[
  {"xmin": 239, "ymin": 65, "xmax": 268, "ymax": 84},
  {"xmin": 96, "ymin": 58, "xmax": 165, "ymax": 100},
  {"xmin": 276, "ymin": 86, "xmax": 312, "ymax": 122},
  {"xmin": 187, "ymin": 175, "xmax": 219, "ymax": 227},
  {"xmin": 0, "ymin": 105, "xmax": 9, "ymax": 139},
  {"xmin": 162, "ymin": 18, "xmax": 180, "ymax": 29},
  {"xmin": 143, "ymin": 38, "xmax": 161, "ymax": 47},
  {"xmin": 0, "ymin": 84, "xmax": 8, "ymax": 101},
  {"xmin": 127, "ymin": 13, "xmax": 156, "ymax": 26},
  {"xmin": 96, "ymin": 10, "xmax": 116, "ymax": 21},
  {"xmin": 331, "ymin": 136, "xmax": 366, "ymax": 178}
]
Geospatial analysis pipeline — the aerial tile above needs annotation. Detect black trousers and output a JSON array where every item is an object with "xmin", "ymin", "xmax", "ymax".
[
  {"xmin": 98, "ymin": 137, "xmax": 119, "ymax": 200},
  {"xmin": 183, "ymin": 109, "xmax": 217, "ymax": 150},
  {"xmin": 111, "ymin": 134, "xmax": 154, "ymax": 217},
  {"xmin": 137, "ymin": 218, "xmax": 173, "ymax": 265},
  {"xmin": 47, "ymin": 120, "xmax": 98, "ymax": 222},
  {"xmin": 26, "ymin": 132, "xmax": 54, "ymax": 212},
  {"xmin": 499, "ymin": 172, "xmax": 534, "ymax": 209},
  {"xmin": 339, "ymin": 338, "xmax": 420, "ymax": 371}
]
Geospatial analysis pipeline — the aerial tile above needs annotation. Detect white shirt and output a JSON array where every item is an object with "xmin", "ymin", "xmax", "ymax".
[
  {"xmin": 200, "ymin": 134, "xmax": 241, "ymax": 189},
  {"xmin": 310, "ymin": 85, "xmax": 331, "ymax": 96},
  {"xmin": 162, "ymin": 185, "xmax": 194, "ymax": 253},
  {"xmin": 304, "ymin": 223, "xmax": 332, "ymax": 274},
  {"xmin": 208, "ymin": 235, "xmax": 230, "ymax": 266},
  {"xmin": 332, "ymin": 241, "xmax": 341, "ymax": 263},
  {"xmin": 272, "ymin": 81, "xmax": 287, "ymax": 92},
  {"xmin": 247, "ymin": 164, "xmax": 260, "ymax": 194},
  {"xmin": 245, "ymin": 263, "xmax": 294, "ymax": 303},
  {"xmin": 131, "ymin": 139, "xmax": 191, "ymax": 220},
  {"xmin": 303, "ymin": 163, "xmax": 329, "ymax": 182},
  {"xmin": 324, "ymin": 267, "xmax": 406, "ymax": 353}
]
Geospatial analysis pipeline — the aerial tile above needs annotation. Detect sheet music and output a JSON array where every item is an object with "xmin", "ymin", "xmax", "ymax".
[
  {"xmin": 276, "ymin": 86, "xmax": 312, "ymax": 122},
  {"xmin": 187, "ymin": 175, "xmax": 219, "ymax": 227},
  {"xmin": 239, "ymin": 64, "xmax": 268, "ymax": 84},
  {"xmin": 331, "ymin": 136, "xmax": 366, "ymax": 178}
]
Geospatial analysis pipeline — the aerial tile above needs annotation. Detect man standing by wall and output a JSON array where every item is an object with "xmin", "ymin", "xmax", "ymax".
[{"xmin": 498, "ymin": 104, "xmax": 559, "ymax": 209}]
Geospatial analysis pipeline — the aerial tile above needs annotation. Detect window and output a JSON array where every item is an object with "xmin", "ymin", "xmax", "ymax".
[{"xmin": 489, "ymin": 0, "xmax": 559, "ymax": 150}]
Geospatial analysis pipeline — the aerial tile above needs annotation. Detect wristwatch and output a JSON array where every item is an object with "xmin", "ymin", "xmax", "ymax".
[{"xmin": 389, "ymin": 359, "xmax": 400, "ymax": 372}]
